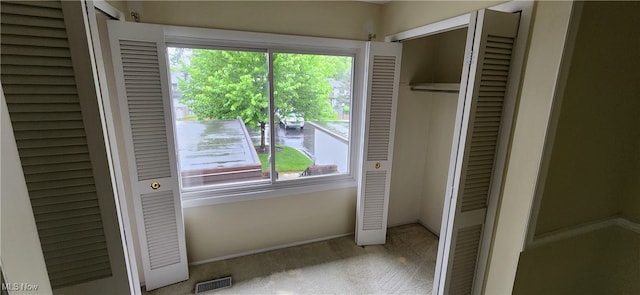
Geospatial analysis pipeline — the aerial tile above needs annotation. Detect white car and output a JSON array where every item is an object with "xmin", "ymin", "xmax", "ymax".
[{"xmin": 283, "ymin": 113, "xmax": 305, "ymax": 129}]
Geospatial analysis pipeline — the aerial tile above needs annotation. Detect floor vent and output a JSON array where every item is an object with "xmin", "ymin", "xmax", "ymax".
[{"xmin": 195, "ymin": 276, "xmax": 232, "ymax": 293}]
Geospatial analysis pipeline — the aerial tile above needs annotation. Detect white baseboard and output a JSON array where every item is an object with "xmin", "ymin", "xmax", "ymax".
[
  {"xmin": 189, "ymin": 221, "xmax": 429, "ymax": 267},
  {"xmin": 614, "ymin": 217, "xmax": 640, "ymax": 234},
  {"xmin": 529, "ymin": 216, "xmax": 640, "ymax": 249},
  {"xmin": 190, "ymin": 232, "xmax": 354, "ymax": 266}
]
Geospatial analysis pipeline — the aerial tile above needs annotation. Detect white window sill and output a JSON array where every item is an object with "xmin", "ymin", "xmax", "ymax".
[{"xmin": 181, "ymin": 177, "xmax": 357, "ymax": 208}]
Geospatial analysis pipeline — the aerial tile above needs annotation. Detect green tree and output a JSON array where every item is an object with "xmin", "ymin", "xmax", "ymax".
[{"xmin": 174, "ymin": 48, "xmax": 351, "ymax": 151}]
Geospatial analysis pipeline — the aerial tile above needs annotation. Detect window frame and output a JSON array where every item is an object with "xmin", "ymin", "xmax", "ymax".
[{"xmin": 160, "ymin": 25, "xmax": 367, "ymax": 207}]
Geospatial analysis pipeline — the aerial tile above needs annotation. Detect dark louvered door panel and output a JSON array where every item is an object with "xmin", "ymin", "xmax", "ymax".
[{"xmin": 0, "ymin": 0, "xmax": 111, "ymax": 289}]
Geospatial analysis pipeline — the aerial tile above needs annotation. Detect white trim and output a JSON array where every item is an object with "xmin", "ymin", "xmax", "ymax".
[
  {"xmin": 189, "ymin": 221, "xmax": 427, "ymax": 267},
  {"xmin": 385, "ymin": 13, "xmax": 471, "ymax": 42},
  {"xmin": 490, "ymin": 0, "xmax": 532, "ymax": 14},
  {"xmin": 182, "ymin": 178, "xmax": 357, "ymax": 208},
  {"xmin": 268, "ymin": 50, "xmax": 277, "ymax": 184},
  {"xmin": 189, "ymin": 233, "xmax": 353, "ymax": 266},
  {"xmin": 92, "ymin": 0, "xmax": 125, "ymax": 20},
  {"xmin": 524, "ymin": 1, "xmax": 585, "ymax": 249},
  {"xmin": 164, "ymin": 25, "xmax": 364, "ymax": 54},
  {"xmin": 188, "ymin": 220, "xmax": 433, "ymax": 267},
  {"xmin": 529, "ymin": 217, "xmax": 640, "ymax": 249}
]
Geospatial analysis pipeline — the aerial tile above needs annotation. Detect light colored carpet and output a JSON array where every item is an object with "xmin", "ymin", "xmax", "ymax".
[{"xmin": 144, "ymin": 224, "xmax": 439, "ymax": 295}]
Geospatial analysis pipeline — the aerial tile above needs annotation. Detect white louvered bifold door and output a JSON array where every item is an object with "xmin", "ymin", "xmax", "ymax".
[
  {"xmin": 356, "ymin": 41, "xmax": 402, "ymax": 246},
  {"xmin": 434, "ymin": 9, "xmax": 521, "ymax": 295},
  {"xmin": 108, "ymin": 21, "xmax": 188, "ymax": 290}
]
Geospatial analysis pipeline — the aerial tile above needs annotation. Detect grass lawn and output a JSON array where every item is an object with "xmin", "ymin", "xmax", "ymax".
[{"xmin": 257, "ymin": 145, "xmax": 312, "ymax": 172}]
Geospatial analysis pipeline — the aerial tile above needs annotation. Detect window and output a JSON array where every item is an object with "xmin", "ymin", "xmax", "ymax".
[
  {"xmin": 169, "ymin": 48, "xmax": 270, "ymax": 188},
  {"xmin": 163, "ymin": 31, "xmax": 363, "ymax": 201}
]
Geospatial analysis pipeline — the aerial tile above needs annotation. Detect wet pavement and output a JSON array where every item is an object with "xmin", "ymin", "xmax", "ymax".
[
  {"xmin": 176, "ymin": 120, "xmax": 348, "ymax": 171},
  {"xmin": 175, "ymin": 119, "xmax": 260, "ymax": 170},
  {"xmin": 248, "ymin": 124, "xmax": 316, "ymax": 159}
]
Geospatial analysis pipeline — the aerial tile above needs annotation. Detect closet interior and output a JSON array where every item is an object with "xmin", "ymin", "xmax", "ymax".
[{"xmin": 398, "ymin": 27, "xmax": 468, "ymax": 236}]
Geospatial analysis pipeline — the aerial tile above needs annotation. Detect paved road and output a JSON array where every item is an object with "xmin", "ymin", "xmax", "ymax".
[{"xmin": 248, "ymin": 124, "xmax": 315, "ymax": 159}]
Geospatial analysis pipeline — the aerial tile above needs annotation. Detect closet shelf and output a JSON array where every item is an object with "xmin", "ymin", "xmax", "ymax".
[{"xmin": 410, "ymin": 83, "xmax": 460, "ymax": 93}]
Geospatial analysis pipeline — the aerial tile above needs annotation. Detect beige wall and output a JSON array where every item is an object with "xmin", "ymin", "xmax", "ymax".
[
  {"xmin": 381, "ymin": 0, "xmax": 505, "ymax": 37},
  {"xmin": 1, "ymin": 89, "xmax": 53, "ymax": 294},
  {"xmin": 421, "ymin": 29, "xmax": 466, "ymax": 235},
  {"xmin": 388, "ymin": 27, "xmax": 467, "ymax": 229},
  {"xmin": 388, "ymin": 86, "xmax": 429, "ymax": 226},
  {"xmin": 509, "ymin": 2, "xmax": 640, "ymax": 294},
  {"xmin": 387, "ymin": 36, "xmax": 432, "ymax": 227},
  {"xmin": 612, "ymin": 1, "xmax": 640, "ymax": 223},
  {"xmin": 105, "ymin": 0, "xmax": 128, "ymax": 17},
  {"xmin": 126, "ymin": 1, "xmax": 382, "ymax": 41},
  {"xmin": 395, "ymin": 27, "xmax": 466, "ymax": 235},
  {"xmin": 185, "ymin": 188, "xmax": 356, "ymax": 262},
  {"xmin": 626, "ymin": 149, "xmax": 640, "ymax": 222},
  {"xmin": 535, "ymin": 1, "xmax": 640, "ymax": 235},
  {"xmin": 420, "ymin": 93, "xmax": 458, "ymax": 235},
  {"xmin": 513, "ymin": 226, "xmax": 640, "ymax": 294}
]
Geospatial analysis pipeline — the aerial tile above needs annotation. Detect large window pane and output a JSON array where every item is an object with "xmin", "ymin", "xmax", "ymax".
[
  {"xmin": 273, "ymin": 53, "xmax": 353, "ymax": 180},
  {"xmin": 168, "ymin": 47, "xmax": 270, "ymax": 189}
]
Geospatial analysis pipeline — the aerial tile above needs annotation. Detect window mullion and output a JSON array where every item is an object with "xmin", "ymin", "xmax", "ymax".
[{"xmin": 268, "ymin": 49, "xmax": 277, "ymax": 183}]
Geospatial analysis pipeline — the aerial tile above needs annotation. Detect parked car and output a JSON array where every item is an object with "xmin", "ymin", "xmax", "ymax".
[{"xmin": 283, "ymin": 113, "xmax": 305, "ymax": 129}]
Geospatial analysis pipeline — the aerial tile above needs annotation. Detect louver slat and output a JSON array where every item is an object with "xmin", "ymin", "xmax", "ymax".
[
  {"xmin": 363, "ymin": 171, "xmax": 387, "ymax": 230},
  {"xmin": 0, "ymin": 0, "xmax": 112, "ymax": 290},
  {"xmin": 119, "ymin": 40, "xmax": 172, "ymax": 181},
  {"xmin": 449, "ymin": 225, "xmax": 483, "ymax": 295},
  {"xmin": 31, "ymin": 191, "xmax": 96, "ymax": 206},
  {"xmin": 141, "ymin": 191, "xmax": 181, "ymax": 269},
  {"xmin": 460, "ymin": 35, "xmax": 514, "ymax": 213},
  {"xmin": 0, "ymin": 13, "xmax": 65, "ymax": 29},
  {"xmin": 366, "ymin": 56, "xmax": 396, "ymax": 162},
  {"xmin": 0, "ymin": 34, "xmax": 70, "ymax": 48}
]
